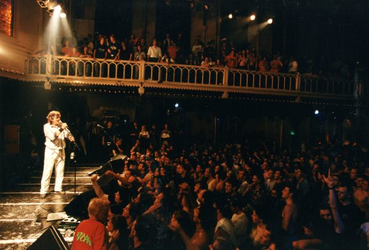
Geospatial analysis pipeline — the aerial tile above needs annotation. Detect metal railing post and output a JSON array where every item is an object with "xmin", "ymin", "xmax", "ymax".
[
  {"xmin": 296, "ymin": 72, "xmax": 301, "ymax": 91},
  {"xmin": 46, "ymin": 54, "xmax": 52, "ymax": 78},
  {"xmin": 139, "ymin": 61, "xmax": 145, "ymax": 82},
  {"xmin": 223, "ymin": 67, "xmax": 228, "ymax": 87}
]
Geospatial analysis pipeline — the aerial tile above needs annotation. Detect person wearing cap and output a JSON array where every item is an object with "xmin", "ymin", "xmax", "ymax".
[{"xmin": 40, "ymin": 110, "xmax": 75, "ymax": 198}]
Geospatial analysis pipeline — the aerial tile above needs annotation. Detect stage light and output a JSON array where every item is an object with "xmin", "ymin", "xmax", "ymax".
[
  {"xmin": 228, "ymin": 14, "xmax": 233, "ymax": 19},
  {"xmin": 250, "ymin": 14, "xmax": 256, "ymax": 21},
  {"xmin": 267, "ymin": 18, "xmax": 273, "ymax": 24},
  {"xmin": 37, "ymin": 0, "xmax": 49, "ymax": 8},
  {"xmin": 174, "ymin": 103, "xmax": 179, "ymax": 108},
  {"xmin": 314, "ymin": 110, "xmax": 319, "ymax": 115}
]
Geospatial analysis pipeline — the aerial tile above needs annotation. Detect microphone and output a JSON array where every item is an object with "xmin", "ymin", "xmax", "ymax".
[
  {"xmin": 96, "ymin": 124, "xmax": 104, "ymax": 129},
  {"xmin": 59, "ymin": 121, "xmax": 71, "ymax": 133}
]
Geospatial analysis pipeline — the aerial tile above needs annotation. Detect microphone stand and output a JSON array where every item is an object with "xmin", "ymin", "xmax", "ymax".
[{"xmin": 65, "ymin": 128, "xmax": 81, "ymax": 197}]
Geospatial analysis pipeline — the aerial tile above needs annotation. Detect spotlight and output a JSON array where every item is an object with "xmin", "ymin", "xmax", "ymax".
[
  {"xmin": 174, "ymin": 103, "xmax": 179, "ymax": 108},
  {"xmin": 314, "ymin": 110, "xmax": 319, "ymax": 115},
  {"xmin": 37, "ymin": 0, "xmax": 49, "ymax": 8},
  {"xmin": 46, "ymin": 8, "xmax": 54, "ymax": 15},
  {"xmin": 250, "ymin": 14, "xmax": 256, "ymax": 21},
  {"xmin": 267, "ymin": 18, "xmax": 273, "ymax": 24},
  {"xmin": 228, "ymin": 13, "xmax": 233, "ymax": 19},
  {"xmin": 60, "ymin": 12, "xmax": 66, "ymax": 18},
  {"xmin": 46, "ymin": 1, "xmax": 57, "ymax": 10}
]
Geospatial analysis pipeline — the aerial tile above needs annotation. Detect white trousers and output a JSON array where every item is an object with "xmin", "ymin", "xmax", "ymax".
[{"xmin": 40, "ymin": 147, "xmax": 65, "ymax": 194}]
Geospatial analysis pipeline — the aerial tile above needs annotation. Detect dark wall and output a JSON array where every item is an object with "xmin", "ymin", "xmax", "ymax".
[
  {"xmin": 94, "ymin": 0, "xmax": 133, "ymax": 40},
  {"xmin": 1, "ymin": 79, "xmax": 366, "ymax": 157}
]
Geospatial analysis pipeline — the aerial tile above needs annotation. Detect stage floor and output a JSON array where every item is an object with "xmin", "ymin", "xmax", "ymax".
[{"xmin": 0, "ymin": 164, "xmax": 99, "ymax": 249}]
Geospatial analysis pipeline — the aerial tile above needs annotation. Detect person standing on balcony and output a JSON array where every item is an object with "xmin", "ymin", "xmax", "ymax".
[
  {"xmin": 225, "ymin": 49, "xmax": 238, "ymax": 69},
  {"xmin": 158, "ymin": 53, "xmax": 175, "ymax": 83},
  {"xmin": 107, "ymin": 34, "xmax": 121, "ymax": 78},
  {"xmin": 213, "ymin": 59, "xmax": 224, "ymax": 68},
  {"xmin": 129, "ymin": 33, "xmax": 138, "ymax": 53},
  {"xmin": 201, "ymin": 57, "xmax": 210, "ymax": 67},
  {"xmin": 147, "ymin": 40, "xmax": 162, "ymax": 62},
  {"xmin": 134, "ymin": 45, "xmax": 146, "ymax": 61},
  {"xmin": 185, "ymin": 54, "xmax": 196, "ymax": 65},
  {"xmin": 61, "ymin": 39, "xmax": 73, "ymax": 56},
  {"xmin": 133, "ymin": 44, "xmax": 146, "ymax": 79},
  {"xmin": 94, "ymin": 36, "xmax": 107, "ymax": 77},
  {"xmin": 87, "ymin": 33, "xmax": 94, "ymax": 54},
  {"xmin": 68, "ymin": 47, "xmax": 81, "ymax": 75},
  {"xmin": 258, "ymin": 57, "xmax": 269, "ymax": 72},
  {"xmin": 107, "ymin": 34, "xmax": 121, "ymax": 61},
  {"xmin": 147, "ymin": 40, "xmax": 162, "ymax": 80},
  {"xmin": 248, "ymin": 51, "xmax": 257, "ymax": 71},
  {"xmin": 167, "ymin": 40, "xmax": 177, "ymax": 61},
  {"xmin": 191, "ymin": 40, "xmax": 202, "ymax": 65},
  {"xmin": 238, "ymin": 50, "xmax": 247, "ymax": 70},
  {"xmin": 60, "ymin": 40, "xmax": 74, "ymax": 75},
  {"xmin": 40, "ymin": 110, "xmax": 75, "ymax": 198},
  {"xmin": 120, "ymin": 41, "xmax": 132, "ymax": 61},
  {"xmin": 162, "ymin": 33, "xmax": 171, "ymax": 54},
  {"xmin": 270, "ymin": 55, "xmax": 283, "ymax": 73},
  {"xmin": 288, "ymin": 57, "xmax": 298, "ymax": 74},
  {"xmin": 137, "ymin": 37, "xmax": 147, "ymax": 53},
  {"xmin": 79, "ymin": 46, "xmax": 92, "ymax": 76}
]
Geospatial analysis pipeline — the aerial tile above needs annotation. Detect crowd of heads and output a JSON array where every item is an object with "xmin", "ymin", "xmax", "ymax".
[
  {"xmin": 71, "ymin": 126, "xmax": 369, "ymax": 249},
  {"xmin": 48, "ymin": 31, "xmax": 353, "ymax": 78}
]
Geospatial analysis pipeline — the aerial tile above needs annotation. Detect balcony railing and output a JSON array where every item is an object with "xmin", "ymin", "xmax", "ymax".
[{"xmin": 25, "ymin": 55, "xmax": 363, "ymax": 100}]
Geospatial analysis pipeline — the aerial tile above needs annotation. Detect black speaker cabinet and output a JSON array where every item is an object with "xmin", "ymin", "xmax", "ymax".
[{"xmin": 28, "ymin": 225, "xmax": 70, "ymax": 250}]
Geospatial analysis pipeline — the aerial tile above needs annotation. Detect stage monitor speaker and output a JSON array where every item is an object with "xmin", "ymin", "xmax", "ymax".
[
  {"xmin": 28, "ymin": 225, "xmax": 70, "ymax": 250},
  {"xmin": 88, "ymin": 154, "xmax": 127, "ymax": 176}
]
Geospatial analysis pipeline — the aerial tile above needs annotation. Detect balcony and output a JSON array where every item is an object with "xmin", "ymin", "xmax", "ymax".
[{"xmin": 4, "ymin": 55, "xmax": 366, "ymax": 101}]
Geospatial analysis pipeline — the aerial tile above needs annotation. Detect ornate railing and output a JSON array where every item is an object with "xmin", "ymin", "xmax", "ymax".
[{"xmin": 25, "ymin": 55, "xmax": 364, "ymax": 100}]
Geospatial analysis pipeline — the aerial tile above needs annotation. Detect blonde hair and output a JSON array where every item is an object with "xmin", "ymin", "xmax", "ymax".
[
  {"xmin": 88, "ymin": 198, "xmax": 110, "ymax": 222},
  {"xmin": 46, "ymin": 110, "xmax": 61, "ymax": 124}
]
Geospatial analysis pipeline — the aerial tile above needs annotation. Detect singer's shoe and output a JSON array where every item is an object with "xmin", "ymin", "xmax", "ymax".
[
  {"xmin": 40, "ymin": 193, "xmax": 47, "ymax": 199},
  {"xmin": 55, "ymin": 191, "xmax": 65, "ymax": 195}
]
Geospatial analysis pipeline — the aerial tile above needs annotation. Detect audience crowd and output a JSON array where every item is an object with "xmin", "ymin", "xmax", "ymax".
[
  {"xmin": 69, "ymin": 119, "xmax": 369, "ymax": 250},
  {"xmin": 32, "ymin": 31, "xmax": 353, "ymax": 79}
]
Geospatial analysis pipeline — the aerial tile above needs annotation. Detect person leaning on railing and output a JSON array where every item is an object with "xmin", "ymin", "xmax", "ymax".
[
  {"xmin": 146, "ymin": 40, "xmax": 162, "ymax": 80},
  {"xmin": 93, "ymin": 36, "xmax": 108, "ymax": 77},
  {"xmin": 158, "ymin": 54, "xmax": 175, "ymax": 83},
  {"xmin": 133, "ymin": 45, "xmax": 146, "ymax": 79},
  {"xmin": 79, "ymin": 46, "xmax": 93, "ymax": 76},
  {"xmin": 67, "ymin": 47, "xmax": 81, "ymax": 75}
]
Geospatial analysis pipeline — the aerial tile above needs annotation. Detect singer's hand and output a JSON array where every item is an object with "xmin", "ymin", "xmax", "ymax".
[
  {"xmin": 68, "ymin": 136, "xmax": 75, "ymax": 142},
  {"xmin": 61, "ymin": 123, "xmax": 68, "ymax": 130}
]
